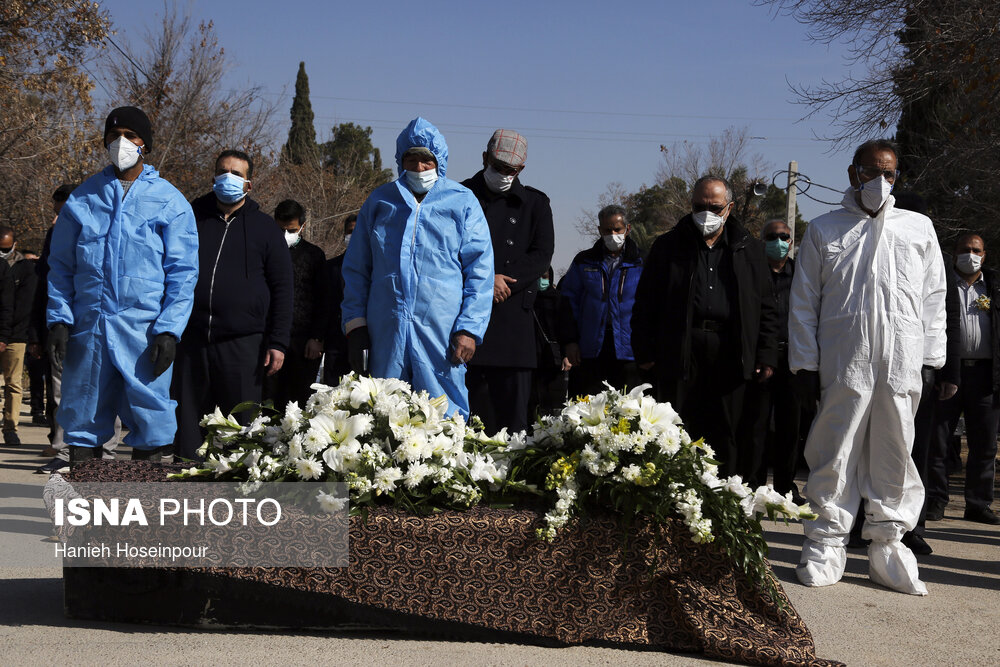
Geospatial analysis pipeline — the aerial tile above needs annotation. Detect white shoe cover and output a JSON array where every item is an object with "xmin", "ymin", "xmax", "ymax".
[
  {"xmin": 868, "ymin": 541, "xmax": 928, "ymax": 596},
  {"xmin": 796, "ymin": 539, "xmax": 847, "ymax": 587}
]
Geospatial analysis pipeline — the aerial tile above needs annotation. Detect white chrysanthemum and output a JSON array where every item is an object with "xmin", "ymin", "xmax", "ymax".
[
  {"xmin": 403, "ymin": 462, "xmax": 433, "ymax": 489},
  {"xmin": 316, "ymin": 490, "xmax": 348, "ymax": 514},
  {"xmin": 373, "ymin": 467, "xmax": 403, "ymax": 494},
  {"xmin": 621, "ymin": 464, "xmax": 642, "ymax": 483},
  {"xmin": 293, "ymin": 457, "xmax": 324, "ymax": 480},
  {"xmin": 303, "ymin": 426, "xmax": 332, "ymax": 454},
  {"xmin": 287, "ymin": 433, "xmax": 305, "ymax": 460}
]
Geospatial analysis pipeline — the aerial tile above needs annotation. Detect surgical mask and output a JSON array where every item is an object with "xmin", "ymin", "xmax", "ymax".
[
  {"xmin": 0, "ymin": 245, "xmax": 13, "ymax": 259},
  {"xmin": 602, "ymin": 233, "xmax": 626, "ymax": 252},
  {"xmin": 538, "ymin": 278, "xmax": 550, "ymax": 291},
  {"xmin": 108, "ymin": 137, "xmax": 142, "ymax": 171},
  {"xmin": 765, "ymin": 238, "xmax": 790, "ymax": 260},
  {"xmin": 856, "ymin": 174, "xmax": 893, "ymax": 214},
  {"xmin": 405, "ymin": 169, "xmax": 438, "ymax": 194},
  {"xmin": 284, "ymin": 230, "xmax": 301, "ymax": 248},
  {"xmin": 956, "ymin": 252, "xmax": 983, "ymax": 275},
  {"xmin": 483, "ymin": 164, "xmax": 515, "ymax": 193},
  {"xmin": 344, "ymin": 233, "xmax": 352, "ymax": 247},
  {"xmin": 691, "ymin": 210, "xmax": 725, "ymax": 237},
  {"xmin": 213, "ymin": 172, "xmax": 248, "ymax": 204}
]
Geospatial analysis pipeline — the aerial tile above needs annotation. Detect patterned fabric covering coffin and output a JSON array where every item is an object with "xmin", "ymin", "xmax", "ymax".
[{"xmin": 67, "ymin": 460, "xmax": 841, "ymax": 667}]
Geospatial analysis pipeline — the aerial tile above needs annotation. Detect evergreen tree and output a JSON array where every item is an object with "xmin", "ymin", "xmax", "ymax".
[{"xmin": 282, "ymin": 61, "xmax": 318, "ymax": 165}]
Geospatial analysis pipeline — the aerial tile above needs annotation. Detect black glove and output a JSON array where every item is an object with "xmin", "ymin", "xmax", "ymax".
[
  {"xmin": 920, "ymin": 365, "xmax": 935, "ymax": 389},
  {"xmin": 149, "ymin": 333, "xmax": 177, "ymax": 378},
  {"xmin": 348, "ymin": 326, "xmax": 371, "ymax": 375},
  {"xmin": 793, "ymin": 370, "xmax": 820, "ymax": 408},
  {"xmin": 47, "ymin": 323, "xmax": 70, "ymax": 373}
]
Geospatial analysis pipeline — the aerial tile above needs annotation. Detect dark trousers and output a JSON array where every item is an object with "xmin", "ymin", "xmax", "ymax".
[
  {"xmin": 466, "ymin": 366, "xmax": 532, "ymax": 433},
  {"xmin": 323, "ymin": 349, "xmax": 351, "ymax": 387},
  {"xmin": 528, "ymin": 366, "xmax": 568, "ymax": 420},
  {"xmin": 660, "ymin": 330, "xmax": 745, "ymax": 477},
  {"xmin": 26, "ymin": 353, "xmax": 47, "ymax": 416},
  {"xmin": 569, "ymin": 329, "xmax": 642, "ymax": 398},
  {"xmin": 172, "ymin": 333, "xmax": 265, "ymax": 461},
  {"xmin": 739, "ymin": 357, "xmax": 801, "ymax": 493},
  {"xmin": 928, "ymin": 362, "xmax": 999, "ymax": 512},
  {"xmin": 264, "ymin": 336, "xmax": 322, "ymax": 411}
]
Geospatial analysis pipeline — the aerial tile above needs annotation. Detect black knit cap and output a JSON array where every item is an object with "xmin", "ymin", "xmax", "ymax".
[{"xmin": 104, "ymin": 106, "xmax": 153, "ymax": 152}]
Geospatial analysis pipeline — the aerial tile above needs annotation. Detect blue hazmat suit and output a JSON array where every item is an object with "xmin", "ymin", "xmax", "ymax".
[
  {"xmin": 341, "ymin": 118, "xmax": 494, "ymax": 416},
  {"xmin": 47, "ymin": 164, "xmax": 199, "ymax": 449}
]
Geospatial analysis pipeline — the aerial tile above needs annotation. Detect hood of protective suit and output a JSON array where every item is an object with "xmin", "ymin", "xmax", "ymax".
[{"xmin": 395, "ymin": 117, "xmax": 448, "ymax": 178}]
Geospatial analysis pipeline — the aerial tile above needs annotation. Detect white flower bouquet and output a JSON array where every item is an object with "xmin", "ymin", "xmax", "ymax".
[
  {"xmin": 511, "ymin": 383, "xmax": 816, "ymax": 598},
  {"xmin": 170, "ymin": 373, "xmax": 513, "ymax": 514}
]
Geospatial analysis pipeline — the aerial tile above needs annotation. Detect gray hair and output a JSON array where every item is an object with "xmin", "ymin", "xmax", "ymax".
[
  {"xmin": 598, "ymin": 204, "xmax": 627, "ymax": 224},
  {"xmin": 692, "ymin": 175, "xmax": 733, "ymax": 203}
]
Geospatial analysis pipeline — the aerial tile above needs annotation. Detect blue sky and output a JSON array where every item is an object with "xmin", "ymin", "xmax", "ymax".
[{"xmin": 95, "ymin": 0, "xmax": 866, "ymax": 272}]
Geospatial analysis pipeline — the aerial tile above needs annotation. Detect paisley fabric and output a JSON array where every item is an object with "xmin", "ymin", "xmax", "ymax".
[{"xmin": 67, "ymin": 460, "xmax": 841, "ymax": 667}]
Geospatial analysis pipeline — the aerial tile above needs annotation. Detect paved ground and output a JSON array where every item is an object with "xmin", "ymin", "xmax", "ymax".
[{"xmin": 1, "ymin": 414, "xmax": 997, "ymax": 666}]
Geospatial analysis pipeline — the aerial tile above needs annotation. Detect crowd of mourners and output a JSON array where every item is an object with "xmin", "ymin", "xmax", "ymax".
[{"xmin": 5, "ymin": 106, "xmax": 996, "ymax": 597}]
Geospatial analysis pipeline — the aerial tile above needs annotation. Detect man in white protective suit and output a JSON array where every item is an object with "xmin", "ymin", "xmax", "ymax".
[{"xmin": 788, "ymin": 139, "xmax": 946, "ymax": 595}]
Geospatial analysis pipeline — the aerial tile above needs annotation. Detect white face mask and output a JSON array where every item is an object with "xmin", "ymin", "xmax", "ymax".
[
  {"xmin": 857, "ymin": 174, "xmax": 893, "ymax": 214},
  {"xmin": 108, "ymin": 136, "xmax": 142, "ymax": 171},
  {"xmin": 602, "ymin": 233, "xmax": 626, "ymax": 251},
  {"xmin": 284, "ymin": 230, "xmax": 300, "ymax": 248},
  {"xmin": 483, "ymin": 164, "xmax": 515, "ymax": 193},
  {"xmin": 343, "ymin": 233, "xmax": 352, "ymax": 247},
  {"xmin": 956, "ymin": 252, "xmax": 983, "ymax": 275},
  {"xmin": 691, "ymin": 210, "xmax": 725, "ymax": 237},
  {"xmin": 405, "ymin": 168, "xmax": 438, "ymax": 194}
]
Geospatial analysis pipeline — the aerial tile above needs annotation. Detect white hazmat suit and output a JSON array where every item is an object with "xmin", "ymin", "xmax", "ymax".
[{"xmin": 789, "ymin": 189, "xmax": 946, "ymax": 595}]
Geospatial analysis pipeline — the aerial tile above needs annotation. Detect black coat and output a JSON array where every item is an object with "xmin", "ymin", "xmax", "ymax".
[
  {"xmin": 0, "ymin": 258, "xmax": 12, "ymax": 344},
  {"xmin": 29, "ymin": 224, "xmax": 55, "ymax": 345},
  {"xmin": 631, "ymin": 215, "xmax": 779, "ymax": 382},
  {"xmin": 461, "ymin": 171, "xmax": 554, "ymax": 368},
  {"xmin": 288, "ymin": 238, "xmax": 327, "ymax": 340},
  {"xmin": 187, "ymin": 194, "xmax": 294, "ymax": 351},
  {"xmin": 8, "ymin": 254, "xmax": 37, "ymax": 343}
]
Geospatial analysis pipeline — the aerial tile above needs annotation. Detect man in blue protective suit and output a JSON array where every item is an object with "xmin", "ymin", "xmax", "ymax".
[
  {"xmin": 341, "ymin": 118, "xmax": 494, "ymax": 417},
  {"xmin": 46, "ymin": 106, "xmax": 199, "ymax": 467}
]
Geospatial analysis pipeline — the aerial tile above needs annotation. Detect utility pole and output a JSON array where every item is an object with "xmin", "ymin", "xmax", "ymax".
[{"xmin": 786, "ymin": 161, "xmax": 798, "ymax": 250}]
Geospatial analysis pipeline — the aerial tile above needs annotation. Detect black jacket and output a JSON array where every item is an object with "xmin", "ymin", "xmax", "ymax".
[
  {"xmin": 288, "ymin": 238, "xmax": 327, "ymax": 341},
  {"xmin": 0, "ymin": 258, "xmax": 12, "ymax": 345},
  {"xmin": 7, "ymin": 253, "xmax": 37, "ymax": 343},
  {"xmin": 631, "ymin": 214, "xmax": 779, "ymax": 382},
  {"xmin": 187, "ymin": 194, "xmax": 294, "ymax": 351},
  {"xmin": 461, "ymin": 171, "xmax": 554, "ymax": 368},
  {"xmin": 29, "ymin": 224, "xmax": 55, "ymax": 345},
  {"xmin": 939, "ymin": 266, "xmax": 1000, "ymax": 401},
  {"xmin": 324, "ymin": 252, "xmax": 347, "ymax": 357}
]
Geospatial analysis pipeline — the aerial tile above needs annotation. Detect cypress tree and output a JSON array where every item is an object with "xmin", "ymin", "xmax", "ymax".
[{"xmin": 282, "ymin": 62, "xmax": 319, "ymax": 165}]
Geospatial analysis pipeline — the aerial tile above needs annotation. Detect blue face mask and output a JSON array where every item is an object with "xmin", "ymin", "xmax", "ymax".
[
  {"xmin": 213, "ymin": 172, "xmax": 248, "ymax": 203},
  {"xmin": 765, "ymin": 238, "xmax": 790, "ymax": 260},
  {"xmin": 538, "ymin": 278, "xmax": 550, "ymax": 291}
]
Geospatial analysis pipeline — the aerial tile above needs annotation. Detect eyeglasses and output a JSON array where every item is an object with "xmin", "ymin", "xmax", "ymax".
[
  {"xmin": 490, "ymin": 160, "xmax": 520, "ymax": 177},
  {"xmin": 854, "ymin": 165, "xmax": 900, "ymax": 182},
  {"xmin": 765, "ymin": 232, "xmax": 791, "ymax": 241},
  {"xmin": 692, "ymin": 202, "xmax": 730, "ymax": 215}
]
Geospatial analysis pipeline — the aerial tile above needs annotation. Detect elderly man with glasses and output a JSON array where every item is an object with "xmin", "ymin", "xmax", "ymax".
[
  {"xmin": 789, "ymin": 139, "xmax": 947, "ymax": 595},
  {"xmin": 632, "ymin": 175, "xmax": 779, "ymax": 478}
]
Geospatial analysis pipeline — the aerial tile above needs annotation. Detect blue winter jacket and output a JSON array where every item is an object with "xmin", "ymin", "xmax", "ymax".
[{"xmin": 560, "ymin": 237, "xmax": 643, "ymax": 360}]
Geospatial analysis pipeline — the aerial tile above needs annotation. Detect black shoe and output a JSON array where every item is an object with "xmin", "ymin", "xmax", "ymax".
[
  {"xmin": 902, "ymin": 532, "xmax": 933, "ymax": 555},
  {"xmin": 963, "ymin": 506, "xmax": 1000, "ymax": 525},
  {"xmin": 925, "ymin": 503, "xmax": 946, "ymax": 522},
  {"xmin": 68, "ymin": 445, "xmax": 102, "ymax": 468},
  {"xmin": 36, "ymin": 457, "xmax": 69, "ymax": 474},
  {"xmin": 3, "ymin": 430, "xmax": 21, "ymax": 446},
  {"xmin": 131, "ymin": 444, "xmax": 175, "ymax": 463},
  {"xmin": 31, "ymin": 413, "xmax": 47, "ymax": 425}
]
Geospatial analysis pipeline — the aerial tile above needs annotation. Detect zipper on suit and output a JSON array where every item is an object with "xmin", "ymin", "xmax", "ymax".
[{"xmin": 207, "ymin": 217, "xmax": 233, "ymax": 340}]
